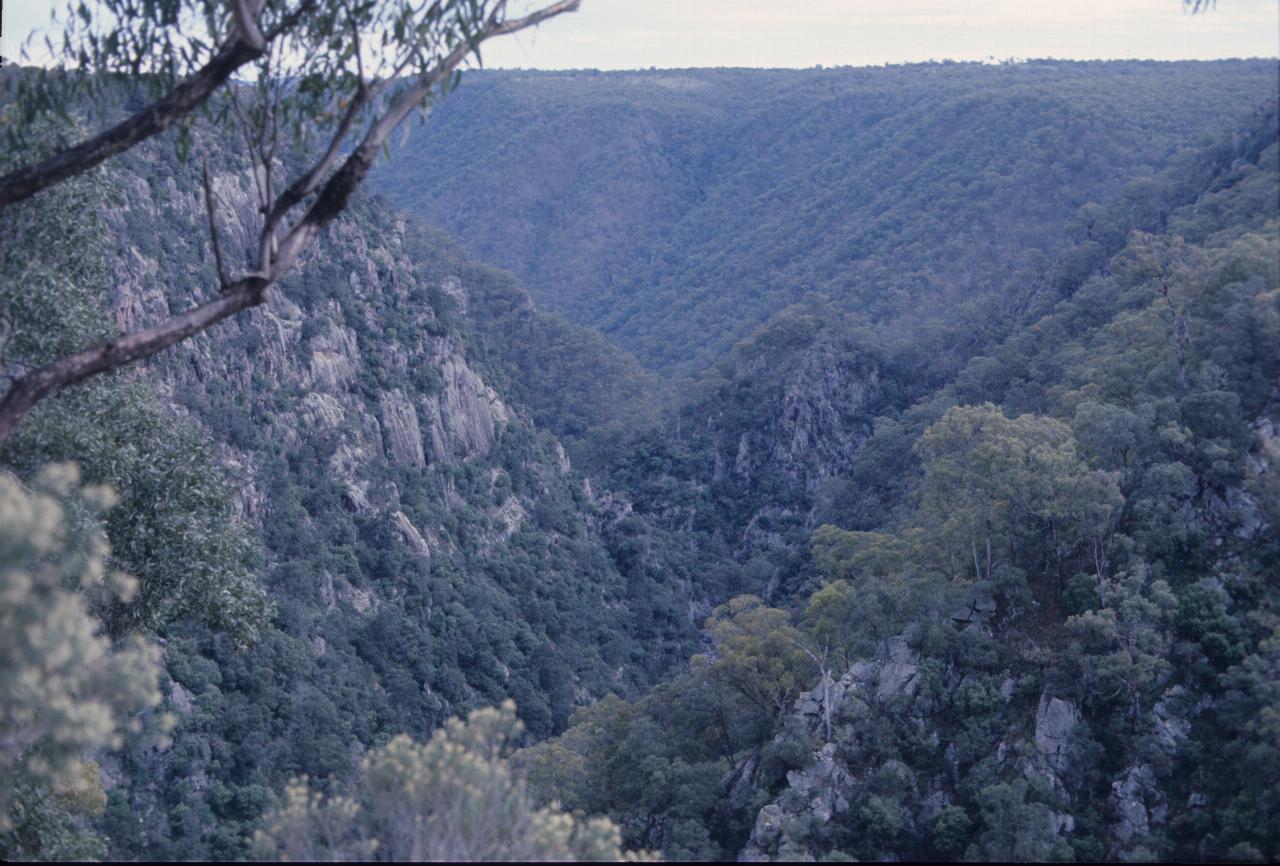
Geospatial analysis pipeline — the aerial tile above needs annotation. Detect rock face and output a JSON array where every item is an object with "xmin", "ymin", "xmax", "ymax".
[
  {"xmin": 424, "ymin": 356, "xmax": 508, "ymax": 462},
  {"xmin": 949, "ymin": 589, "xmax": 997, "ymax": 629},
  {"xmin": 620, "ymin": 301, "xmax": 886, "ymax": 576},
  {"xmin": 744, "ymin": 631, "xmax": 1106, "ymax": 862},
  {"xmin": 1110, "ymin": 763, "xmax": 1164, "ymax": 846},
  {"xmin": 94, "ymin": 143, "xmax": 703, "ymax": 806},
  {"xmin": 775, "ymin": 329, "xmax": 881, "ymax": 485},
  {"xmin": 309, "ymin": 319, "xmax": 361, "ymax": 391},
  {"xmin": 380, "ymin": 390, "xmax": 427, "ymax": 468},
  {"xmin": 1034, "ymin": 694, "xmax": 1081, "ymax": 778},
  {"xmin": 392, "ymin": 510, "xmax": 432, "ymax": 567},
  {"xmin": 742, "ymin": 633, "xmax": 925, "ymax": 861},
  {"xmin": 725, "ymin": 323, "xmax": 881, "ymax": 494},
  {"xmin": 739, "ymin": 630, "xmax": 1223, "ymax": 863},
  {"xmin": 104, "ymin": 159, "xmax": 548, "ymax": 598},
  {"xmin": 1099, "ymin": 685, "xmax": 1198, "ymax": 857},
  {"xmin": 301, "ymin": 392, "xmax": 346, "ymax": 428}
]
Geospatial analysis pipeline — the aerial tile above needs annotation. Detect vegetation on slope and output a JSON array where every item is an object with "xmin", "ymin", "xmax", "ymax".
[
  {"xmin": 374, "ymin": 60, "xmax": 1276, "ymax": 375},
  {"xmin": 1, "ymin": 61, "xmax": 1276, "ymax": 864},
  {"xmin": 522, "ymin": 101, "xmax": 1280, "ymax": 862}
]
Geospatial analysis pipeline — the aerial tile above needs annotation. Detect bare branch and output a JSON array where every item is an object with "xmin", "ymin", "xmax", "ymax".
[
  {"xmin": 260, "ymin": 81, "xmax": 370, "ymax": 259},
  {"xmin": 348, "ymin": 2, "xmax": 367, "ymax": 85},
  {"xmin": 488, "ymin": 0, "xmax": 579, "ymax": 36},
  {"xmin": 233, "ymin": 0, "xmax": 269, "ymax": 51},
  {"xmin": 0, "ymin": 0, "xmax": 323, "ymax": 211},
  {"xmin": 270, "ymin": 0, "xmax": 581, "ymax": 276},
  {"xmin": 226, "ymin": 87, "xmax": 262, "ymax": 210},
  {"xmin": 0, "ymin": 38, "xmax": 263, "ymax": 210},
  {"xmin": 0, "ymin": 277, "xmax": 268, "ymax": 443},
  {"xmin": 201, "ymin": 161, "xmax": 232, "ymax": 289}
]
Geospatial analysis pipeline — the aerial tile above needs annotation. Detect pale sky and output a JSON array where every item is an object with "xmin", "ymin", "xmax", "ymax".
[{"xmin": 2, "ymin": 0, "xmax": 1277, "ymax": 69}]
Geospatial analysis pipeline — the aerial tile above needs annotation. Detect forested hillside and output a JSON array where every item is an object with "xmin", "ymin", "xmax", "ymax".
[
  {"xmin": 1, "ymin": 56, "xmax": 1277, "ymax": 864},
  {"xmin": 0, "ymin": 117, "xmax": 700, "ymax": 859},
  {"xmin": 372, "ymin": 60, "xmax": 1276, "ymax": 375},
  {"xmin": 516, "ymin": 98, "xmax": 1280, "ymax": 861}
]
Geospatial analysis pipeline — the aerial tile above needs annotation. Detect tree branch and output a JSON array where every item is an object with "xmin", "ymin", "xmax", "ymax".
[
  {"xmin": 0, "ymin": 277, "xmax": 268, "ymax": 443},
  {"xmin": 201, "ymin": 161, "xmax": 232, "ymax": 288},
  {"xmin": 268, "ymin": 0, "xmax": 581, "ymax": 277},
  {"xmin": 0, "ymin": 0, "xmax": 580, "ymax": 445},
  {"xmin": 0, "ymin": 37, "xmax": 264, "ymax": 209},
  {"xmin": 233, "ymin": 0, "xmax": 269, "ymax": 51}
]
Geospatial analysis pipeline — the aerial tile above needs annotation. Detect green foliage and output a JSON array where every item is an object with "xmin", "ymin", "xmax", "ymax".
[
  {"xmin": 0, "ymin": 121, "xmax": 271, "ymax": 645},
  {"xmin": 518, "ymin": 671, "xmax": 770, "ymax": 860},
  {"xmin": 4, "ymin": 382, "xmax": 271, "ymax": 644},
  {"xmin": 252, "ymin": 701, "xmax": 640, "ymax": 862},
  {"xmin": 8, "ymin": 0, "xmax": 533, "ymax": 172},
  {"xmin": 702, "ymin": 596, "xmax": 816, "ymax": 717},
  {"xmin": 0, "ymin": 118, "xmax": 115, "ymax": 364},
  {"xmin": 28, "ymin": 124, "xmax": 703, "ymax": 861},
  {"xmin": 967, "ymin": 780, "xmax": 1063, "ymax": 862},
  {"xmin": 1208, "ymin": 626, "xmax": 1280, "ymax": 858},
  {"xmin": 0, "ymin": 464, "xmax": 163, "ymax": 860},
  {"xmin": 375, "ymin": 62, "xmax": 1276, "ymax": 376},
  {"xmin": 428, "ymin": 238, "xmax": 672, "ymax": 464},
  {"xmin": 914, "ymin": 403, "xmax": 1121, "ymax": 585},
  {"xmin": 4, "ymin": 51, "xmax": 1277, "ymax": 866},
  {"xmin": 931, "ymin": 805, "xmax": 973, "ymax": 859},
  {"xmin": 1061, "ymin": 572, "xmax": 1101, "ymax": 616},
  {"xmin": 441, "ymin": 87, "xmax": 1278, "ymax": 865},
  {"xmin": 803, "ymin": 539, "xmax": 947, "ymax": 665},
  {"xmin": 1065, "ymin": 567, "xmax": 1176, "ymax": 728}
]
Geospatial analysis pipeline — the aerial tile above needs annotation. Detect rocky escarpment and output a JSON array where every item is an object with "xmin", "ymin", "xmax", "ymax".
[
  {"xmin": 725, "ymin": 325, "xmax": 881, "ymax": 493},
  {"xmin": 99, "ymin": 141, "xmax": 703, "ymax": 742},
  {"xmin": 738, "ymin": 597, "xmax": 1216, "ymax": 862},
  {"xmin": 741, "ymin": 649, "xmax": 1076, "ymax": 861},
  {"xmin": 107, "ymin": 172, "xmax": 522, "ymax": 533}
]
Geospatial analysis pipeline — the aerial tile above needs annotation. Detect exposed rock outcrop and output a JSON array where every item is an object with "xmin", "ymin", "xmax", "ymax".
[
  {"xmin": 1033, "ymin": 694, "xmax": 1081, "ymax": 778},
  {"xmin": 381, "ymin": 389, "xmax": 427, "ymax": 468},
  {"xmin": 743, "ymin": 633, "xmax": 924, "ymax": 861},
  {"xmin": 392, "ymin": 510, "xmax": 432, "ymax": 568},
  {"xmin": 308, "ymin": 317, "xmax": 361, "ymax": 392}
]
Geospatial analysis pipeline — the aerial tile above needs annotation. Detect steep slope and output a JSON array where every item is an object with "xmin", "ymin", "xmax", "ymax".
[
  {"xmin": 373, "ymin": 60, "xmax": 1277, "ymax": 374},
  {"xmin": 739, "ymin": 105, "xmax": 1280, "ymax": 863},
  {"xmin": 593, "ymin": 297, "xmax": 891, "ymax": 604},
  {"xmin": 0, "ymin": 130, "xmax": 703, "ymax": 859},
  {"xmin": 3, "ymin": 60, "xmax": 1276, "ymax": 864},
  {"xmin": 391, "ymin": 224, "xmax": 675, "ymax": 466},
  {"xmin": 518, "ymin": 103, "xmax": 1280, "ymax": 862}
]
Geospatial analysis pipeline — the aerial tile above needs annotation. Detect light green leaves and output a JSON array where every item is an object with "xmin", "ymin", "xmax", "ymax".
[
  {"xmin": 0, "ymin": 465, "xmax": 163, "ymax": 854},
  {"xmin": 252, "ymin": 700, "xmax": 642, "ymax": 862}
]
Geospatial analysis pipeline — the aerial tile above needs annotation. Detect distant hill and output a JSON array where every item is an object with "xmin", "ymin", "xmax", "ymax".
[{"xmin": 372, "ymin": 60, "xmax": 1277, "ymax": 375}]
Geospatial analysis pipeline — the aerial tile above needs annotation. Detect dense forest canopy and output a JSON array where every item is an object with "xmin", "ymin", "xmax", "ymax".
[
  {"xmin": 372, "ymin": 60, "xmax": 1276, "ymax": 375},
  {"xmin": 1, "ymin": 5, "xmax": 1277, "ymax": 860}
]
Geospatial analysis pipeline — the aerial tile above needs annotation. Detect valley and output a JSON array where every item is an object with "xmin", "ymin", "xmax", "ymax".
[{"xmin": 1, "ymin": 47, "xmax": 1277, "ymax": 863}]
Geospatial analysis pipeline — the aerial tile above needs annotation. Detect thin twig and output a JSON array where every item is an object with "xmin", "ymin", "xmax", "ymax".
[{"xmin": 201, "ymin": 160, "xmax": 231, "ymax": 289}]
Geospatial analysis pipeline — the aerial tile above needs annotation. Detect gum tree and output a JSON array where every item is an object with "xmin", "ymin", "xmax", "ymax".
[{"xmin": 0, "ymin": 0, "xmax": 580, "ymax": 442}]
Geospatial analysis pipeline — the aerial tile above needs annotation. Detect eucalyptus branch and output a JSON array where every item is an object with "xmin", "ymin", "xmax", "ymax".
[
  {"xmin": 225, "ymin": 83, "xmax": 271, "ymax": 216},
  {"xmin": 260, "ymin": 78, "xmax": 370, "ymax": 256},
  {"xmin": 201, "ymin": 160, "xmax": 232, "ymax": 288},
  {"xmin": 232, "ymin": 0, "xmax": 268, "ymax": 51},
  {"xmin": 0, "ymin": 0, "xmax": 582, "ymax": 445},
  {"xmin": 0, "ymin": 35, "xmax": 265, "ymax": 209},
  {"xmin": 0, "ymin": 276, "xmax": 270, "ymax": 444}
]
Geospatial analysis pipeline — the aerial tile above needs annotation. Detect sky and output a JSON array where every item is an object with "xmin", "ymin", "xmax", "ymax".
[{"xmin": 2, "ymin": 0, "xmax": 1277, "ymax": 70}]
